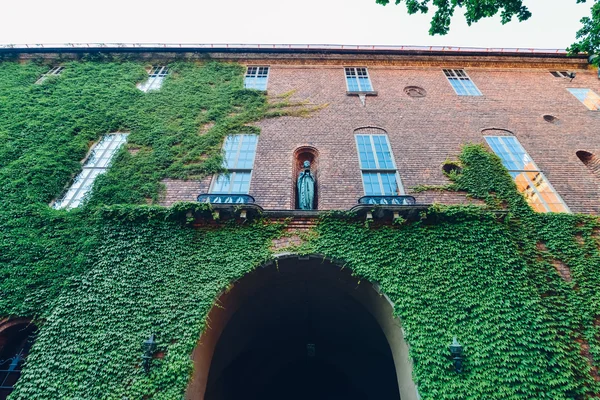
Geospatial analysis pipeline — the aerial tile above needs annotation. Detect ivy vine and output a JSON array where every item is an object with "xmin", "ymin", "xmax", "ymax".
[{"xmin": 0, "ymin": 60, "xmax": 599, "ymax": 399}]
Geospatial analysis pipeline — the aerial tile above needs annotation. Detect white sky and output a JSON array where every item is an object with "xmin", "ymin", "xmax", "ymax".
[{"xmin": 1, "ymin": 0, "xmax": 593, "ymax": 49}]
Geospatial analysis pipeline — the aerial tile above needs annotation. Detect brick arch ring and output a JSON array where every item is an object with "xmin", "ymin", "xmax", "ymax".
[{"xmin": 185, "ymin": 253, "xmax": 419, "ymax": 400}]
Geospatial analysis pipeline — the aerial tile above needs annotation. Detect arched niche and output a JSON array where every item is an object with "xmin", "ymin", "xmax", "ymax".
[
  {"xmin": 0, "ymin": 319, "xmax": 37, "ymax": 400},
  {"xmin": 186, "ymin": 255, "xmax": 418, "ymax": 400},
  {"xmin": 293, "ymin": 146, "xmax": 319, "ymax": 210},
  {"xmin": 577, "ymin": 150, "xmax": 600, "ymax": 176}
]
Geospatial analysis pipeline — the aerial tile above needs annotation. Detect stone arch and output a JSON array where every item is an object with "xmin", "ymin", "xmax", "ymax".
[
  {"xmin": 0, "ymin": 318, "xmax": 37, "ymax": 400},
  {"xmin": 293, "ymin": 146, "xmax": 319, "ymax": 210},
  {"xmin": 481, "ymin": 127, "xmax": 514, "ymax": 135},
  {"xmin": 186, "ymin": 254, "xmax": 418, "ymax": 400},
  {"xmin": 576, "ymin": 150, "xmax": 600, "ymax": 176},
  {"xmin": 354, "ymin": 126, "xmax": 388, "ymax": 135}
]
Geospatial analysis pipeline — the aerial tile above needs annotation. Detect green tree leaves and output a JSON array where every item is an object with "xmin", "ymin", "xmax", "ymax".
[
  {"xmin": 375, "ymin": 0, "xmax": 532, "ymax": 35},
  {"xmin": 374, "ymin": 0, "xmax": 600, "ymax": 64}
]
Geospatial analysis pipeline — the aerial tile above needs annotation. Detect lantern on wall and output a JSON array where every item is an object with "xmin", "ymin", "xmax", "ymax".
[
  {"xmin": 141, "ymin": 334, "xmax": 157, "ymax": 373},
  {"xmin": 449, "ymin": 336, "xmax": 464, "ymax": 373}
]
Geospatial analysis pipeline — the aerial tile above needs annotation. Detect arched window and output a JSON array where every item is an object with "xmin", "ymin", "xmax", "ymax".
[
  {"xmin": 0, "ymin": 320, "xmax": 37, "ymax": 399},
  {"xmin": 210, "ymin": 134, "xmax": 258, "ymax": 195},
  {"xmin": 354, "ymin": 127, "xmax": 404, "ymax": 196},
  {"xmin": 483, "ymin": 132, "xmax": 569, "ymax": 213}
]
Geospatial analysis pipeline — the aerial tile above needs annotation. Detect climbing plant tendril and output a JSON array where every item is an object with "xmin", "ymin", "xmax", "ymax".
[{"xmin": 0, "ymin": 60, "xmax": 599, "ymax": 399}]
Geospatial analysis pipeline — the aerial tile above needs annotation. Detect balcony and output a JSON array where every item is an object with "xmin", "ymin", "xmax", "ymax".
[
  {"xmin": 197, "ymin": 193, "xmax": 256, "ymax": 204},
  {"xmin": 358, "ymin": 195, "xmax": 416, "ymax": 206},
  {"xmin": 195, "ymin": 193, "xmax": 262, "ymax": 221}
]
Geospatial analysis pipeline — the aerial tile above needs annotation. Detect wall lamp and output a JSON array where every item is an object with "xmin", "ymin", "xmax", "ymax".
[
  {"xmin": 141, "ymin": 334, "xmax": 157, "ymax": 373},
  {"xmin": 449, "ymin": 336, "xmax": 464, "ymax": 373}
]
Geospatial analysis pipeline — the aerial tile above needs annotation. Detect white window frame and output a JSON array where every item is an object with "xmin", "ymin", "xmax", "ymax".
[
  {"xmin": 137, "ymin": 66, "xmax": 169, "ymax": 92},
  {"xmin": 210, "ymin": 134, "xmax": 258, "ymax": 195},
  {"xmin": 443, "ymin": 69, "xmax": 482, "ymax": 96},
  {"xmin": 567, "ymin": 88, "xmax": 600, "ymax": 111},
  {"xmin": 345, "ymin": 67, "xmax": 374, "ymax": 93},
  {"xmin": 53, "ymin": 133, "xmax": 128, "ymax": 209},
  {"xmin": 484, "ymin": 135, "xmax": 569, "ymax": 213},
  {"xmin": 354, "ymin": 134, "xmax": 404, "ymax": 196},
  {"xmin": 35, "ymin": 66, "xmax": 64, "ymax": 84},
  {"xmin": 244, "ymin": 66, "xmax": 269, "ymax": 91}
]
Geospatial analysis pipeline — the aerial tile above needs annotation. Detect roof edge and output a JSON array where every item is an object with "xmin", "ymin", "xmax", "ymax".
[{"xmin": 0, "ymin": 43, "xmax": 588, "ymax": 59}]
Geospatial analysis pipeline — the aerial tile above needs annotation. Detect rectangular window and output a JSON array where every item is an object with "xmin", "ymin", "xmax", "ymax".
[
  {"xmin": 355, "ymin": 134, "xmax": 403, "ymax": 196},
  {"xmin": 244, "ymin": 66, "xmax": 269, "ymax": 91},
  {"xmin": 345, "ymin": 67, "xmax": 373, "ymax": 92},
  {"xmin": 137, "ymin": 66, "xmax": 169, "ymax": 92},
  {"xmin": 485, "ymin": 136, "xmax": 569, "ymax": 213},
  {"xmin": 54, "ymin": 133, "xmax": 128, "ymax": 209},
  {"xmin": 567, "ymin": 88, "xmax": 600, "ymax": 111},
  {"xmin": 35, "ymin": 66, "xmax": 64, "ymax": 84},
  {"xmin": 443, "ymin": 69, "xmax": 482, "ymax": 96},
  {"xmin": 211, "ymin": 134, "xmax": 258, "ymax": 194}
]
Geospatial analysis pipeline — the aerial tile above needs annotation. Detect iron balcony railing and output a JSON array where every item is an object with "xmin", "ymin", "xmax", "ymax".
[
  {"xmin": 358, "ymin": 195, "xmax": 416, "ymax": 206},
  {"xmin": 197, "ymin": 193, "xmax": 256, "ymax": 204}
]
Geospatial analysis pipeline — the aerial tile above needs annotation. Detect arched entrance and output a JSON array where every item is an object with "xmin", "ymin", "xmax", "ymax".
[{"xmin": 186, "ymin": 255, "xmax": 417, "ymax": 400}]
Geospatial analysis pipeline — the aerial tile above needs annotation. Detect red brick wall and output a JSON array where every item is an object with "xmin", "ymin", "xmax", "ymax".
[{"xmin": 161, "ymin": 55, "xmax": 600, "ymax": 214}]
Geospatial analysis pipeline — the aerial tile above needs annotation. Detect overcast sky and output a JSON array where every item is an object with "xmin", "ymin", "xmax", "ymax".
[{"xmin": 1, "ymin": 0, "xmax": 593, "ymax": 49}]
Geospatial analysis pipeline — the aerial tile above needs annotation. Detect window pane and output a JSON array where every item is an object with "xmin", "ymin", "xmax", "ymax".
[
  {"xmin": 449, "ymin": 79, "xmax": 466, "ymax": 96},
  {"xmin": 347, "ymin": 76, "xmax": 360, "ymax": 92},
  {"xmin": 232, "ymin": 172, "xmax": 251, "ymax": 194},
  {"xmin": 568, "ymin": 88, "xmax": 600, "ymax": 111},
  {"xmin": 139, "ymin": 67, "xmax": 167, "ymax": 92},
  {"xmin": 372, "ymin": 135, "xmax": 393, "ymax": 168},
  {"xmin": 485, "ymin": 135, "xmax": 567, "ymax": 213},
  {"xmin": 223, "ymin": 134, "xmax": 257, "ymax": 169},
  {"xmin": 462, "ymin": 80, "xmax": 481, "ymax": 96},
  {"xmin": 485, "ymin": 136, "xmax": 537, "ymax": 172},
  {"xmin": 356, "ymin": 135, "xmax": 376, "ymax": 169},
  {"xmin": 356, "ymin": 68, "xmax": 372, "ymax": 91},
  {"xmin": 54, "ymin": 134, "xmax": 128, "ymax": 209},
  {"xmin": 356, "ymin": 133, "xmax": 402, "ymax": 196},
  {"xmin": 211, "ymin": 134, "xmax": 257, "ymax": 194},
  {"xmin": 380, "ymin": 172, "xmax": 399, "ymax": 195},
  {"xmin": 346, "ymin": 67, "xmax": 372, "ymax": 92},
  {"xmin": 212, "ymin": 174, "xmax": 230, "ymax": 193},
  {"xmin": 244, "ymin": 66, "xmax": 269, "ymax": 90},
  {"xmin": 445, "ymin": 69, "xmax": 481, "ymax": 96},
  {"xmin": 362, "ymin": 172, "xmax": 381, "ymax": 195}
]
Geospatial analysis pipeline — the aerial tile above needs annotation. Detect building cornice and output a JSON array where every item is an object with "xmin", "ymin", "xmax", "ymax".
[
  {"xmin": 1, "ymin": 43, "xmax": 591, "ymax": 69},
  {"xmin": 0, "ymin": 43, "xmax": 586, "ymax": 58}
]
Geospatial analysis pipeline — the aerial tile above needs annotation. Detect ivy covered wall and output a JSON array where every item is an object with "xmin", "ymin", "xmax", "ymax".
[{"xmin": 1, "ymin": 59, "xmax": 599, "ymax": 399}]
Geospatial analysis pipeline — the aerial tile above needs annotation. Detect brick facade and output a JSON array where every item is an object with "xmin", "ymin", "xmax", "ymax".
[{"xmin": 103, "ymin": 49, "xmax": 598, "ymax": 214}]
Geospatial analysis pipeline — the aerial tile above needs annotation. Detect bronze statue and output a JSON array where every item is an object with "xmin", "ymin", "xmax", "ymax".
[{"xmin": 297, "ymin": 160, "xmax": 315, "ymax": 210}]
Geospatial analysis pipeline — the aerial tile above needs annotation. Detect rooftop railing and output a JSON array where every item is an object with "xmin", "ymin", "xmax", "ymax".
[{"xmin": 0, "ymin": 43, "xmax": 572, "ymax": 56}]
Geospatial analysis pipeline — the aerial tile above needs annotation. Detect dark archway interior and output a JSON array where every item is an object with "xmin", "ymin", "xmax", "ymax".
[
  {"xmin": 205, "ymin": 259, "xmax": 400, "ymax": 400},
  {"xmin": 0, "ymin": 323, "xmax": 37, "ymax": 400}
]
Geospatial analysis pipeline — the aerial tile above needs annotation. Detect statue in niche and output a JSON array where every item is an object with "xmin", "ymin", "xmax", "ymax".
[{"xmin": 297, "ymin": 160, "xmax": 316, "ymax": 210}]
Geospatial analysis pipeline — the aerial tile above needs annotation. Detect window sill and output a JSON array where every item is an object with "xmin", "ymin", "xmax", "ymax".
[{"xmin": 346, "ymin": 91, "xmax": 378, "ymax": 96}]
